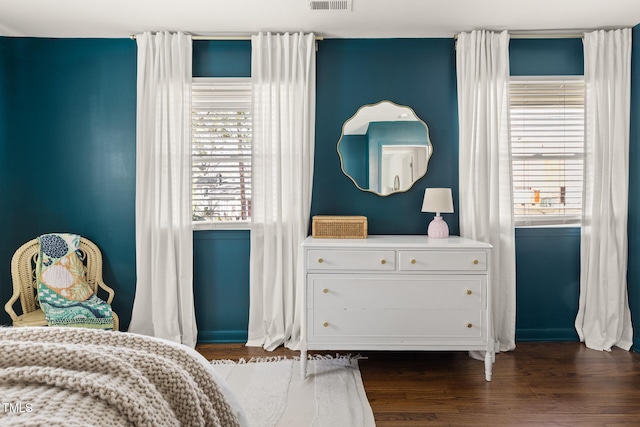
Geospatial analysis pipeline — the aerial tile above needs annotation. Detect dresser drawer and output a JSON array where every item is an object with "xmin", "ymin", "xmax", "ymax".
[
  {"xmin": 310, "ymin": 309, "xmax": 484, "ymax": 338},
  {"xmin": 398, "ymin": 251, "xmax": 487, "ymax": 271},
  {"xmin": 308, "ymin": 275, "xmax": 484, "ymax": 310},
  {"xmin": 307, "ymin": 250, "xmax": 396, "ymax": 271}
]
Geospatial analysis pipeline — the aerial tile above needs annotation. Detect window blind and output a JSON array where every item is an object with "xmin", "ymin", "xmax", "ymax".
[
  {"xmin": 192, "ymin": 78, "xmax": 252, "ymax": 226},
  {"xmin": 509, "ymin": 78, "xmax": 585, "ymax": 226}
]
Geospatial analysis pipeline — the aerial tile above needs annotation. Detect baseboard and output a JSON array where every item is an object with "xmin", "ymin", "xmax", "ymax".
[
  {"xmin": 516, "ymin": 328, "xmax": 579, "ymax": 342},
  {"xmin": 197, "ymin": 328, "xmax": 631, "ymax": 348},
  {"xmin": 633, "ymin": 337, "xmax": 640, "ymax": 354},
  {"xmin": 197, "ymin": 329, "xmax": 248, "ymax": 343}
]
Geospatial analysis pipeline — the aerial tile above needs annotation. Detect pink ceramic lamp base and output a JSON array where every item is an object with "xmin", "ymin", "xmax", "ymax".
[{"xmin": 427, "ymin": 215, "xmax": 449, "ymax": 238}]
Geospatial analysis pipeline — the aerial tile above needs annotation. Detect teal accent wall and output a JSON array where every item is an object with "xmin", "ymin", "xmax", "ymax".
[
  {"xmin": 0, "ymin": 38, "xmax": 255, "ymax": 340},
  {"xmin": 312, "ymin": 39, "xmax": 460, "ymax": 235},
  {"xmin": 1, "ymin": 34, "xmax": 635, "ymax": 349},
  {"xmin": 0, "ymin": 40, "xmax": 7, "ymax": 317},
  {"xmin": 629, "ymin": 25, "xmax": 640, "ymax": 352},
  {"xmin": 0, "ymin": 38, "xmax": 137, "ymax": 327},
  {"xmin": 193, "ymin": 40, "xmax": 251, "ymax": 78},
  {"xmin": 510, "ymin": 38, "xmax": 584, "ymax": 76},
  {"xmin": 509, "ymin": 38, "xmax": 584, "ymax": 341},
  {"xmin": 514, "ymin": 228, "xmax": 581, "ymax": 341},
  {"xmin": 192, "ymin": 40, "xmax": 252, "ymax": 342},
  {"xmin": 194, "ymin": 230, "xmax": 250, "ymax": 342}
]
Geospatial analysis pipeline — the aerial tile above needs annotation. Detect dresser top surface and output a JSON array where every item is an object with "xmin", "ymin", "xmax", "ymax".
[{"xmin": 303, "ymin": 235, "xmax": 492, "ymax": 249}]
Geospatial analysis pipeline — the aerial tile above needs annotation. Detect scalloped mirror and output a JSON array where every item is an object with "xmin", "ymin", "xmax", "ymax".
[{"xmin": 337, "ymin": 100, "xmax": 433, "ymax": 196}]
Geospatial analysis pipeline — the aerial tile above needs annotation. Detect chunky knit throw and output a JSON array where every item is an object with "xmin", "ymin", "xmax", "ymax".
[{"xmin": 0, "ymin": 327, "xmax": 241, "ymax": 427}]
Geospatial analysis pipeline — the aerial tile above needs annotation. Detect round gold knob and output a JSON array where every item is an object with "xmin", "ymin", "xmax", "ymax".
[
  {"xmin": 323, "ymin": 322, "xmax": 329, "ymax": 327},
  {"xmin": 381, "ymin": 259, "xmax": 386, "ymax": 265},
  {"xmin": 473, "ymin": 260, "xmax": 479, "ymax": 265},
  {"xmin": 323, "ymin": 288, "xmax": 329, "ymax": 294},
  {"xmin": 467, "ymin": 323, "xmax": 473, "ymax": 328},
  {"xmin": 466, "ymin": 289, "xmax": 472, "ymax": 295},
  {"xmin": 318, "ymin": 258, "xmax": 324, "ymax": 263},
  {"xmin": 411, "ymin": 259, "xmax": 417, "ymax": 264}
]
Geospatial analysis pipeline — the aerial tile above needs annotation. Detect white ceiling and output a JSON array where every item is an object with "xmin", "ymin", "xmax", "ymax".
[{"xmin": 1, "ymin": 0, "xmax": 639, "ymax": 39}]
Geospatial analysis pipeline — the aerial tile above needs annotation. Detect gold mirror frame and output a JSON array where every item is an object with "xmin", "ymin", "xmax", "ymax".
[{"xmin": 337, "ymin": 100, "xmax": 433, "ymax": 196}]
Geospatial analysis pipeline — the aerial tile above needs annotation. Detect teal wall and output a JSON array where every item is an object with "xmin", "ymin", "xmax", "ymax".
[
  {"xmin": 313, "ymin": 39, "xmax": 459, "ymax": 234},
  {"xmin": 0, "ymin": 34, "xmax": 636, "ymax": 350},
  {"xmin": 192, "ymin": 40, "xmax": 251, "ymax": 342},
  {"xmin": 629, "ymin": 25, "xmax": 640, "ymax": 352},
  {"xmin": 509, "ymin": 38, "xmax": 585, "ymax": 342},
  {"xmin": 509, "ymin": 38, "xmax": 584, "ymax": 76},
  {"xmin": 0, "ymin": 38, "xmax": 255, "ymax": 341},
  {"xmin": 0, "ymin": 38, "xmax": 137, "ymax": 328},
  {"xmin": 194, "ymin": 230, "xmax": 250, "ymax": 342},
  {"xmin": 0, "ymin": 40, "xmax": 7, "ymax": 307},
  {"xmin": 192, "ymin": 40, "xmax": 251, "ymax": 78}
]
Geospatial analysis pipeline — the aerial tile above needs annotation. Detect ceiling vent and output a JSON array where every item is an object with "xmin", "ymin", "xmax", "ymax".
[{"xmin": 309, "ymin": 0, "xmax": 352, "ymax": 11}]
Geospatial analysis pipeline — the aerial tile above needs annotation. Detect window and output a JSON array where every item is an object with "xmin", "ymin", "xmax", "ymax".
[
  {"xmin": 192, "ymin": 78, "xmax": 252, "ymax": 229},
  {"xmin": 510, "ymin": 77, "xmax": 585, "ymax": 226}
]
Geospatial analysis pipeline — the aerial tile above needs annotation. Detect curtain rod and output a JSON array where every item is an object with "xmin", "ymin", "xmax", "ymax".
[
  {"xmin": 454, "ymin": 32, "xmax": 584, "ymax": 40},
  {"xmin": 129, "ymin": 34, "xmax": 324, "ymax": 41},
  {"xmin": 509, "ymin": 33, "xmax": 583, "ymax": 39}
]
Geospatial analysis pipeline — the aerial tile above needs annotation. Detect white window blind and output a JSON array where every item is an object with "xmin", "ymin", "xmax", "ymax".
[
  {"xmin": 192, "ymin": 78, "xmax": 252, "ymax": 228},
  {"xmin": 510, "ymin": 77, "xmax": 585, "ymax": 226}
]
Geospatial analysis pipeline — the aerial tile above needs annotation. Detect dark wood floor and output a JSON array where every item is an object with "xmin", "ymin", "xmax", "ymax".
[{"xmin": 196, "ymin": 342, "xmax": 640, "ymax": 426}]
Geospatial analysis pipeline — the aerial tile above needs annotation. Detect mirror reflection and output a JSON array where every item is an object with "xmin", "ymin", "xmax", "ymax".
[{"xmin": 337, "ymin": 101, "xmax": 432, "ymax": 196}]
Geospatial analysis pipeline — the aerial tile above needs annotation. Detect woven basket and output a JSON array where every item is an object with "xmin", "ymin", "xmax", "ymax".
[{"xmin": 312, "ymin": 216, "xmax": 368, "ymax": 239}]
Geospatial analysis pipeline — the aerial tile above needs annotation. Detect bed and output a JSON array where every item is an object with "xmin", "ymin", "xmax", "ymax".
[{"xmin": 0, "ymin": 327, "xmax": 248, "ymax": 426}]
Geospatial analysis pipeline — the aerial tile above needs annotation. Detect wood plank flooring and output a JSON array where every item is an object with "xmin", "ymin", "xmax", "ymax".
[{"xmin": 196, "ymin": 342, "xmax": 640, "ymax": 426}]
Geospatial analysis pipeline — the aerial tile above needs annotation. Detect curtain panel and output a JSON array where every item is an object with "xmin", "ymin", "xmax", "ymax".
[
  {"xmin": 247, "ymin": 32, "xmax": 316, "ymax": 351},
  {"xmin": 456, "ymin": 30, "xmax": 516, "ymax": 352},
  {"xmin": 576, "ymin": 28, "xmax": 633, "ymax": 351},
  {"xmin": 129, "ymin": 31, "xmax": 198, "ymax": 348}
]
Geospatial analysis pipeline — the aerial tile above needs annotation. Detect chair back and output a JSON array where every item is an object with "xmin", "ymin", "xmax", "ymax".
[{"xmin": 10, "ymin": 237, "xmax": 105, "ymax": 317}]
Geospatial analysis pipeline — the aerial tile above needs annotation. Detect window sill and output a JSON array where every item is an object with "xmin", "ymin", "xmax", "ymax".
[
  {"xmin": 515, "ymin": 215, "xmax": 581, "ymax": 228},
  {"xmin": 193, "ymin": 221, "xmax": 250, "ymax": 231},
  {"xmin": 515, "ymin": 224, "xmax": 581, "ymax": 229}
]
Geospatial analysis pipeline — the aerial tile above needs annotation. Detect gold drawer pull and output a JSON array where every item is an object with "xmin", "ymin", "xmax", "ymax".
[
  {"xmin": 411, "ymin": 259, "xmax": 417, "ymax": 264},
  {"xmin": 381, "ymin": 259, "xmax": 386, "ymax": 265},
  {"xmin": 323, "ymin": 288, "xmax": 329, "ymax": 294},
  {"xmin": 473, "ymin": 259, "xmax": 479, "ymax": 265},
  {"xmin": 466, "ymin": 289, "xmax": 473, "ymax": 295},
  {"xmin": 466, "ymin": 323, "xmax": 473, "ymax": 328},
  {"xmin": 323, "ymin": 321, "xmax": 329, "ymax": 327},
  {"xmin": 318, "ymin": 258, "xmax": 324, "ymax": 263}
]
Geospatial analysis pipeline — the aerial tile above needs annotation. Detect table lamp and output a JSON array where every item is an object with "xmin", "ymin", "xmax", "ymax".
[{"xmin": 421, "ymin": 188, "xmax": 454, "ymax": 238}]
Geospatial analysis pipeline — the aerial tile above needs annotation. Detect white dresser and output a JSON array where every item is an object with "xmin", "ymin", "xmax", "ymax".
[{"xmin": 300, "ymin": 235, "xmax": 494, "ymax": 381}]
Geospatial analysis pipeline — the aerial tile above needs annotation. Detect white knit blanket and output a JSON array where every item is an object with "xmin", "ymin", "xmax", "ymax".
[{"xmin": 0, "ymin": 327, "xmax": 241, "ymax": 427}]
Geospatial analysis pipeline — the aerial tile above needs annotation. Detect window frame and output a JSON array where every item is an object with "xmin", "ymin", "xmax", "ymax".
[
  {"xmin": 191, "ymin": 77, "xmax": 252, "ymax": 231},
  {"xmin": 509, "ymin": 75, "xmax": 585, "ymax": 228}
]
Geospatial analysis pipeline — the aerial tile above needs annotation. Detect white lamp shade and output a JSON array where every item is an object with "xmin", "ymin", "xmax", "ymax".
[{"xmin": 421, "ymin": 188, "xmax": 454, "ymax": 214}]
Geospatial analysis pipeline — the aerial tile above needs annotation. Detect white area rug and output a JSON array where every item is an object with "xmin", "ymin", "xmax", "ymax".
[{"xmin": 211, "ymin": 355, "xmax": 375, "ymax": 427}]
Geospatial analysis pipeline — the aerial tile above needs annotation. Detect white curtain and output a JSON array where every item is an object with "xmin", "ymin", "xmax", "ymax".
[
  {"xmin": 129, "ymin": 31, "xmax": 198, "ymax": 348},
  {"xmin": 247, "ymin": 32, "xmax": 316, "ymax": 351},
  {"xmin": 456, "ymin": 30, "xmax": 516, "ymax": 352},
  {"xmin": 575, "ymin": 28, "xmax": 633, "ymax": 351}
]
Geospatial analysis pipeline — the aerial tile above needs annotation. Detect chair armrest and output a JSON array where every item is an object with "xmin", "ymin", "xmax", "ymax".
[
  {"xmin": 97, "ymin": 280, "xmax": 115, "ymax": 305},
  {"xmin": 4, "ymin": 292, "xmax": 21, "ymax": 322}
]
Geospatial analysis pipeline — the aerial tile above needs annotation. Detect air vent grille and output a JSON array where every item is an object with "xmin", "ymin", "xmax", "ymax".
[{"xmin": 309, "ymin": 0, "xmax": 352, "ymax": 11}]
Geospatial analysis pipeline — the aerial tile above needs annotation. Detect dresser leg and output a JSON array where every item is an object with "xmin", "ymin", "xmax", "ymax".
[
  {"xmin": 300, "ymin": 348, "xmax": 308, "ymax": 379},
  {"xmin": 485, "ymin": 351, "xmax": 493, "ymax": 382}
]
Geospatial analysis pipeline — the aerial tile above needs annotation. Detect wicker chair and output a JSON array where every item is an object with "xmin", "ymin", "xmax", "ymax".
[{"xmin": 5, "ymin": 237, "xmax": 119, "ymax": 331}]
